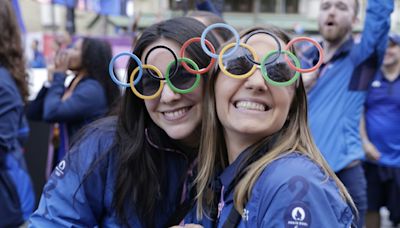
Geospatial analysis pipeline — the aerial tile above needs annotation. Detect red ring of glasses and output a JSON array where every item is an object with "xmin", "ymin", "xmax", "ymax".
[
  {"xmin": 180, "ymin": 37, "xmax": 216, "ymax": 74},
  {"xmin": 284, "ymin": 37, "xmax": 324, "ymax": 73}
]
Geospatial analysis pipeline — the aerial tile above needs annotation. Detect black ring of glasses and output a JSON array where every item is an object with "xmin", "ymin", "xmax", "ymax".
[
  {"xmin": 144, "ymin": 45, "xmax": 179, "ymax": 81},
  {"xmin": 243, "ymin": 30, "xmax": 282, "ymax": 66}
]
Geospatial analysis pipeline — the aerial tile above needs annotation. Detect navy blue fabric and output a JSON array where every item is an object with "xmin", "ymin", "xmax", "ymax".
[
  {"xmin": 303, "ymin": 0, "xmax": 393, "ymax": 172},
  {"xmin": 336, "ymin": 163, "xmax": 367, "ymax": 228},
  {"xmin": 365, "ymin": 71, "xmax": 400, "ymax": 167},
  {"xmin": 26, "ymin": 72, "xmax": 110, "ymax": 169},
  {"xmin": 30, "ymin": 51, "xmax": 46, "ymax": 68},
  {"xmin": 0, "ymin": 66, "xmax": 35, "ymax": 221},
  {"xmin": 196, "ymin": 0, "xmax": 221, "ymax": 16},
  {"xmin": 185, "ymin": 153, "xmax": 353, "ymax": 227},
  {"xmin": 43, "ymin": 72, "xmax": 108, "ymax": 138},
  {"xmin": 27, "ymin": 72, "xmax": 109, "ymax": 141},
  {"xmin": 363, "ymin": 162, "xmax": 400, "ymax": 224},
  {"xmin": 29, "ymin": 117, "xmax": 195, "ymax": 228}
]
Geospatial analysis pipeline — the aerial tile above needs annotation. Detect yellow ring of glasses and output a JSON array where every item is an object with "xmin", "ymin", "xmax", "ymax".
[
  {"xmin": 218, "ymin": 42, "xmax": 259, "ymax": 79},
  {"xmin": 130, "ymin": 64, "xmax": 163, "ymax": 100}
]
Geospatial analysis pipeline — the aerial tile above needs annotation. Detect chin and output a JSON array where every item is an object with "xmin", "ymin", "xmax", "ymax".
[{"xmin": 164, "ymin": 126, "xmax": 196, "ymax": 141}]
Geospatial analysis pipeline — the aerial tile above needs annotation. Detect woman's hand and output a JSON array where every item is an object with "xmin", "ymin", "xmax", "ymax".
[{"xmin": 54, "ymin": 50, "xmax": 70, "ymax": 73}]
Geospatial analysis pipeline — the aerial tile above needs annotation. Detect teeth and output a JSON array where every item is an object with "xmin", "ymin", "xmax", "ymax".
[
  {"xmin": 235, "ymin": 101, "xmax": 266, "ymax": 111},
  {"xmin": 163, "ymin": 107, "xmax": 189, "ymax": 119}
]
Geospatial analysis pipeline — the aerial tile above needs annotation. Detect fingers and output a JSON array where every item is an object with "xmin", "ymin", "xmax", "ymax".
[
  {"xmin": 364, "ymin": 142, "xmax": 381, "ymax": 161},
  {"xmin": 54, "ymin": 50, "xmax": 70, "ymax": 72}
]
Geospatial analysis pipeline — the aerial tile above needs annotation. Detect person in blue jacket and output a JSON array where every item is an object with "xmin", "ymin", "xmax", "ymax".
[
  {"xmin": 30, "ymin": 39, "xmax": 47, "ymax": 69},
  {"xmin": 300, "ymin": 0, "xmax": 393, "ymax": 226},
  {"xmin": 0, "ymin": 1, "xmax": 35, "ymax": 226},
  {"xmin": 29, "ymin": 17, "xmax": 220, "ymax": 228},
  {"xmin": 26, "ymin": 37, "xmax": 120, "ymax": 171},
  {"xmin": 181, "ymin": 26, "xmax": 355, "ymax": 227},
  {"xmin": 360, "ymin": 34, "xmax": 400, "ymax": 228}
]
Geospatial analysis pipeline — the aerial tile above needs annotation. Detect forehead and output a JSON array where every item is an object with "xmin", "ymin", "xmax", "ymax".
[
  {"xmin": 242, "ymin": 33, "xmax": 286, "ymax": 57},
  {"xmin": 320, "ymin": 0, "xmax": 355, "ymax": 7},
  {"xmin": 142, "ymin": 38, "xmax": 181, "ymax": 63}
]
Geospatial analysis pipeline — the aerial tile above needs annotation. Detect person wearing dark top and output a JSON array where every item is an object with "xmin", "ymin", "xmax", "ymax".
[
  {"xmin": 29, "ymin": 17, "xmax": 220, "ymax": 227},
  {"xmin": 0, "ymin": 1, "xmax": 35, "ymax": 226},
  {"xmin": 361, "ymin": 33, "xmax": 400, "ymax": 228},
  {"xmin": 26, "ymin": 37, "xmax": 120, "ymax": 172}
]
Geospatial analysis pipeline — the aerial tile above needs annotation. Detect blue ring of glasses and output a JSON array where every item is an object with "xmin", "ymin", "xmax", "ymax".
[
  {"xmin": 201, "ymin": 23, "xmax": 240, "ymax": 59},
  {"xmin": 109, "ymin": 52, "xmax": 143, "ymax": 87}
]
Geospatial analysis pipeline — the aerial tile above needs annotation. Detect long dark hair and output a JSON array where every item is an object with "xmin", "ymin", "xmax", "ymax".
[
  {"xmin": 113, "ymin": 17, "xmax": 219, "ymax": 227},
  {"xmin": 81, "ymin": 38, "xmax": 120, "ymax": 109},
  {"xmin": 0, "ymin": 0, "xmax": 29, "ymax": 102}
]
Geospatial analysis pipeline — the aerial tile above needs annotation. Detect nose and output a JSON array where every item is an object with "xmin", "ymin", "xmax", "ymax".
[
  {"xmin": 244, "ymin": 69, "xmax": 268, "ymax": 93},
  {"xmin": 327, "ymin": 5, "xmax": 336, "ymax": 15},
  {"xmin": 159, "ymin": 82, "xmax": 181, "ymax": 103}
]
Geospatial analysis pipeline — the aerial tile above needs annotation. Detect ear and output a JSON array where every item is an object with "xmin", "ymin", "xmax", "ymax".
[{"xmin": 352, "ymin": 16, "xmax": 360, "ymax": 26}]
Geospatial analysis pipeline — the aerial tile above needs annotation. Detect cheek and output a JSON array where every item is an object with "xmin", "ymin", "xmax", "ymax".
[
  {"xmin": 272, "ymin": 87, "xmax": 295, "ymax": 110},
  {"xmin": 144, "ymin": 99, "xmax": 159, "ymax": 113}
]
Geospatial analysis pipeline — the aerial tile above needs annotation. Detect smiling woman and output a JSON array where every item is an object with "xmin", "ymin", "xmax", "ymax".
[
  {"xmin": 183, "ymin": 25, "xmax": 356, "ymax": 227},
  {"xmin": 29, "ymin": 17, "xmax": 221, "ymax": 228}
]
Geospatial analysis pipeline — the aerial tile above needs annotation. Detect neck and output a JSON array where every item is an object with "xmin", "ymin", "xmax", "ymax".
[
  {"xmin": 323, "ymin": 33, "xmax": 351, "ymax": 62},
  {"xmin": 382, "ymin": 63, "xmax": 400, "ymax": 82},
  {"xmin": 178, "ymin": 127, "xmax": 201, "ymax": 149},
  {"xmin": 224, "ymin": 131, "xmax": 259, "ymax": 164},
  {"xmin": 76, "ymin": 70, "xmax": 87, "ymax": 78}
]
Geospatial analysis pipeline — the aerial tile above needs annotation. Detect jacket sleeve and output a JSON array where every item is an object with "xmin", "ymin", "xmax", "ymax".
[
  {"xmin": 350, "ymin": 0, "xmax": 393, "ymax": 66},
  {"xmin": 258, "ymin": 158, "xmax": 353, "ymax": 228},
  {"xmin": 0, "ymin": 82, "xmax": 22, "ymax": 152},
  {"xmin": 26, "ymin": 86, "xmax": 48, "ymax": 121},
  {"xmin": 28, "ymin": 127, "xmax": 113, "ymax": 227},
  {"xmin": 43, "ymin": 73, "xmax": 107, "ymax": 123}
]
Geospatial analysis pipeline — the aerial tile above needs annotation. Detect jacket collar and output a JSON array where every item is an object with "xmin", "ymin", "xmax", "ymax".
[
  {"xmin": 305, "ymin": 36, "xmax": 354, "ymax": 65},
  {"xmin": 144, "ymin": 124, "xmax": 197, "ymax": 162}
]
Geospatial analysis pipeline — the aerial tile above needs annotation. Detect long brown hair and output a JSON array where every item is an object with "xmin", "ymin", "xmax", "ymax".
[
  {"xmin": 0, "ymin": 0, "xmax": 29, "ymax": 102},
  {"xmin": 195, "ymin": 25, "xmax": 355, "ymax": 219}
]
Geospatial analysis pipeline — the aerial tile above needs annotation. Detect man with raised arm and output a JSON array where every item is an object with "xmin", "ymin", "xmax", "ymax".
[{"xmin": 301, "ymin": 0, "xmax": 394, "ymax": 227}]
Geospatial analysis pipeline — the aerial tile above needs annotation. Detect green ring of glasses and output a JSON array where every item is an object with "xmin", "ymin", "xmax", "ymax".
[
  {"xmin": 260, "ymin": 50, "xmax": 300, "ymax": 87},
  {"xmin": 165, "ymin": 57, "xmax": 201, "ymax": 94}
]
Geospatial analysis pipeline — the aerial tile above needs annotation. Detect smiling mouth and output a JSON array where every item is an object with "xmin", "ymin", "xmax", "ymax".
[
  {"xmin": 162, "ymin": 106, "xmax": 192, "ymax": 120},
  {"xmin": 234, "ymin": 101, "xmax": 270, "ymax": 112}
]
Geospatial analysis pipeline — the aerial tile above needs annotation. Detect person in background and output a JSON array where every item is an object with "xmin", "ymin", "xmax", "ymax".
[
  {"xmin": 300, "ymin": 0, "xmax": 394, "ymax": 226},
  {"xmin": 188, "ymin": 10, "xmax": 231, "ymax": 44},
  {"xmin": 30, "ymin": 39, "xmax": 46, "ymax": 69},
  {"xmin": 0, "ymin": 0, "xmax": 35, "ymax": 226},
  {"xmin": 361, "ymin": 33, "xmax": 400, "ymax": 228},
  {"xmin": 26, "ymin": 37, "xmax": 120, "ymax": 174},
  {"xmin": 195, "ymin": 0, "xmax": 221, "ymax": 16}
]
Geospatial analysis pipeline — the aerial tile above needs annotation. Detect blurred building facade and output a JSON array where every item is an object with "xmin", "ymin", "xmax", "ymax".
[{"xmin": 19, "ymin": 0, "xmax": 400, "ymax": 35}]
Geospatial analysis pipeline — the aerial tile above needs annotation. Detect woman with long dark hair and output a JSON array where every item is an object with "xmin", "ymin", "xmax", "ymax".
[
  {"xmin": 0, "ymin": 0, "xmax": 35, "ymax": 226},
  {"xmin": 27, "ymin": 37, "xmax": 120, "ymax": 170},
  {"xmin": 29, "ymin": 17, "xmax": 220, "ymax": 227}
]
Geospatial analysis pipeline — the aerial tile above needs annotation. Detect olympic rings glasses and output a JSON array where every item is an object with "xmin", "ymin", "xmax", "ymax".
[
  {"xmin": 129, "ymin": 57, "xmax": 201, "ymax": 100},
  {"xmin": 108, "ymin": 23, "xmax": 324, "ymax": 98},
  {"xmin": 217, "ymin": 29, "xmax": 323, "ymax": 86}
]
